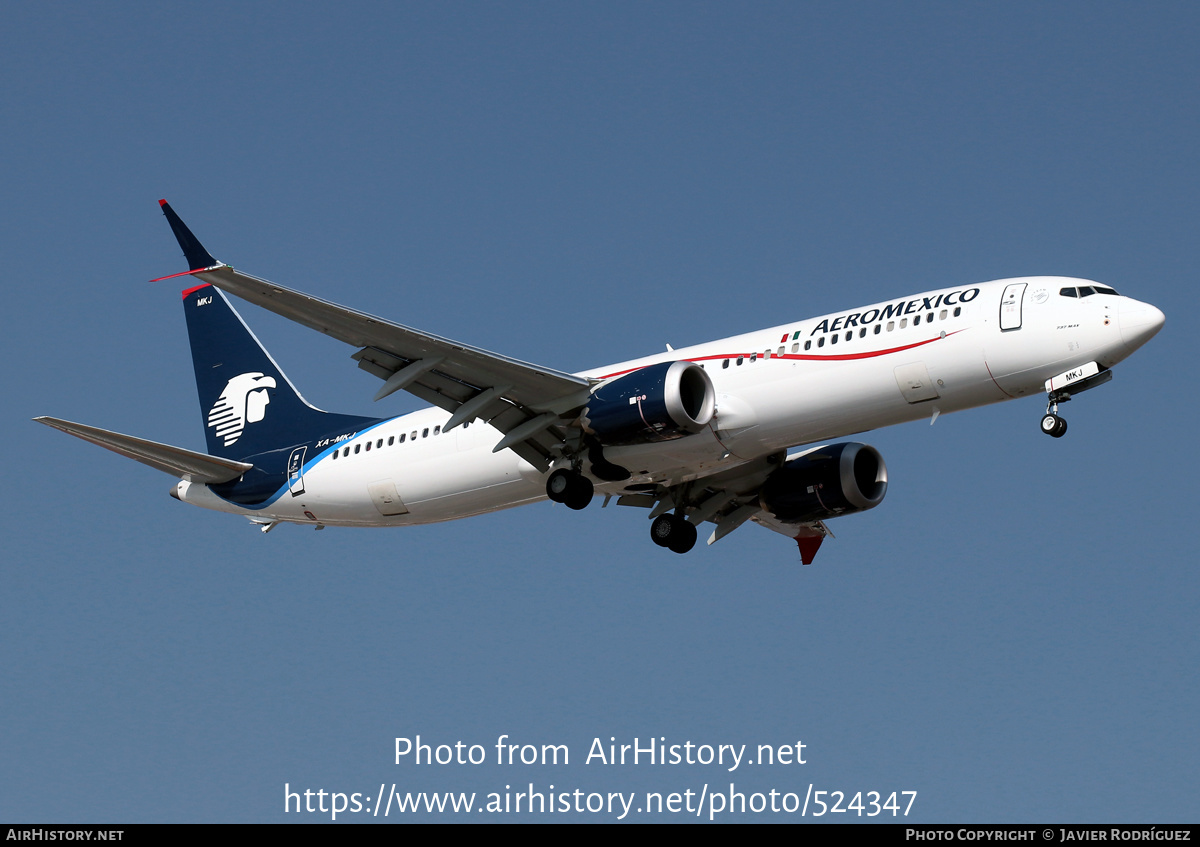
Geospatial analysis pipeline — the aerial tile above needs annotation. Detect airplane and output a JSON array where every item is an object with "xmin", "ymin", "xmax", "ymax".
[{"xmin": 35, "ymin": 201, "xmax": 1166, "ymax": 562}]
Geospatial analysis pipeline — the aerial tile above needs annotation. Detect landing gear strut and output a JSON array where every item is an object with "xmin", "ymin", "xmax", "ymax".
[
  {"xmin": 1041, "ymin": 392, "xmax": 1068, "ymax": 438},
  {"xmin": 546, "ymin": 468, "xmax": 593, "ymax": 510},
  {"xmin": 650, "ymin": 513, "xmax": 697, "ymax": 554}
]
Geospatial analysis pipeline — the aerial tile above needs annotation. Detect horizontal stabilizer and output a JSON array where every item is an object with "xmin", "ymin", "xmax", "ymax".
[{"xmin": 34, "ymin": 416, "xmax": 252, "ymax": 484}]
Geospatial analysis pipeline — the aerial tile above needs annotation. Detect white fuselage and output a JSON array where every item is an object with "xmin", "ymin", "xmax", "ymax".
[{"xmin": 177, "ymin": 276, "xmax": 1164, "ymax": 527}]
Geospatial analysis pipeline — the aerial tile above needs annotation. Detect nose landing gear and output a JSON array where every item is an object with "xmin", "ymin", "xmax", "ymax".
[
  {"xmin": 1038, "ymin": 364, "xmax": 1115, "ymax": 439},
  {"xmin": 1040, "ymin": 412, "xmax": 1068, "ymax": 438},
  {"xmin": 1041, "ymin": 392, "xmax": 1069, "ymax": 438}
]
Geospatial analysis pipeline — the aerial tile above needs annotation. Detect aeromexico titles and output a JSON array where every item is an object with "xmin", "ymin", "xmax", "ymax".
[{"xmin": 36, "ymin": 201, "xmax": 1165, "ymax": 562}]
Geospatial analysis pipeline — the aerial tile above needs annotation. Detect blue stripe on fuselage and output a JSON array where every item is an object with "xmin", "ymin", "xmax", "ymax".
[{"xmin": 208, "ymin": 418, "xmax": 393, "ymax": 509}]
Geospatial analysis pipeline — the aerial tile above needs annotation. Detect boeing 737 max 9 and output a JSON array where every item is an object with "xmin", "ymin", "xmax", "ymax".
[{"xmin": 35, "ymin": 201, "xmax": 1166, "ymax": 562}]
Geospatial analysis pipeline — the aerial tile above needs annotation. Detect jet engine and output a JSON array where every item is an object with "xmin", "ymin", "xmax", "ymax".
[
  {"xmin": 581, "ymin": 361, "xmax": 716, "ymax": 445},
  {"xmin": 759, "ymin": 442, "xmax": 888, "ymax": 522}
]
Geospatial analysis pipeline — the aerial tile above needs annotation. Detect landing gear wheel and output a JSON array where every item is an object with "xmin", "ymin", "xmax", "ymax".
[
  {"xmin": 667, "ymin": 519, "xmax": 697, "ymax": 554},
  {"xmin": 650, "ymin": 514, "xmax": 697, "ymax": 554},
  {"xmin": 1040, "ymin": 414, "xmax": 1067, "ymax": 438},
  {"xmin": 546, "ymin": 469, "xmax": 573, "ymax": 503},
  {"xmin": 547, "ymin": 469, "xmax": 594, "ymax": 510},
  {"xmin": 564, "ymin": 475, "xmax": 594, "ymax": 511},
  {"xmin": 650, "ymin": 514, "xmax": 675, "ymax": 547}
]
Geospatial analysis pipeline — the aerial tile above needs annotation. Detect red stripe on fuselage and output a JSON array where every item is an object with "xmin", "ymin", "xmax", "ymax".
[{"xmin": 596, "ymin": 329, "xmax": 967, "ymax": 380}]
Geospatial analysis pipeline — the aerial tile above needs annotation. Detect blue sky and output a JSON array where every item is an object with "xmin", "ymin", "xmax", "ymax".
[{"xmin": 3, "ymin": 2, "xmax": 1197, "ymax": 822}]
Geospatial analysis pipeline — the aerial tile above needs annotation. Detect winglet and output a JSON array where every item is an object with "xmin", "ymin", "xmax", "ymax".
[{"xmin": 159, "ymin": 199, "xmax": 218, "ymax": 271}]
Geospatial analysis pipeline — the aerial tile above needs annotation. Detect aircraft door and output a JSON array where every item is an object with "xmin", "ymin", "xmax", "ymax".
[
  {"xmin": 287, "ymin": 446, "xmax": 306, "ymax": 496},
  {"xmin": 999, "ymin": 282, "xmax": 1027, "ymax": 331}
]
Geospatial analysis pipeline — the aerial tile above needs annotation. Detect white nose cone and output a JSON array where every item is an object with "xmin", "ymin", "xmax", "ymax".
[{"xmin": 1119, "ymin": 299, "xmax": 1166, "ymax": 353}]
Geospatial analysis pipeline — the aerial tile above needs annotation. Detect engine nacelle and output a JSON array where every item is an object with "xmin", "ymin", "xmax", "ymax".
[
  {"xmin": 759, "ymin": 442, "xmax": 888, "ymax": 522},
  {"xmin": 581, "ymin": 361, "xmax": 716, "ymax": 445}
]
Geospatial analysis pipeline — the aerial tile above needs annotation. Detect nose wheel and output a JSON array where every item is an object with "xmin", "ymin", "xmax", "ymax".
[
  {"xmin": 1040, "ymin": 413, "xmax": 1068, "ymax": 438},
  {"xmin": 1041, "ymin": 392, "xmax": 1069, "ymax": 438}
]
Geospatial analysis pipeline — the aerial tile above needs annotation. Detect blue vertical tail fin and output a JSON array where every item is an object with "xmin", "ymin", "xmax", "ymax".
[
  {"xmin": 161, "ymin": 199, "xmax": 380, "ymax": 464},
  {"xmin": 182, "ymin": 282, "xmax": 377, "ymax": 461}
]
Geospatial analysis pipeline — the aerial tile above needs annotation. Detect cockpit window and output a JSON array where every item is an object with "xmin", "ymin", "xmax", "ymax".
[{"xmin": 1061, "ymin": 285, "xmax": 1119, "ymax": 298}]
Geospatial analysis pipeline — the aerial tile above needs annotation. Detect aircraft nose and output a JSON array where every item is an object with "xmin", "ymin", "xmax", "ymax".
[{"xmin": 1118, "ymin": 298, "xmax": 1166, "ymax": 353}]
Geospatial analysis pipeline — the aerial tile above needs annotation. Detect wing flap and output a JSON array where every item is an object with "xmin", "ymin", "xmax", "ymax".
[{"xmin": 35, "ymin": 416, "xmax": 253, "ymax": 484}]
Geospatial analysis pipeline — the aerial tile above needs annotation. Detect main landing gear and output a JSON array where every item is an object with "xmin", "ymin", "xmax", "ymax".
[
  {"xmin": 650, "ymin": 513, "xmax": 698, "ymax": 554},
  {"xmin": 546, "ymin": 468, "xmax": 698, "ymax": 553},
  {"xmin": 546, "ymin": 468, "xmax": 594, "ymax": 511}
]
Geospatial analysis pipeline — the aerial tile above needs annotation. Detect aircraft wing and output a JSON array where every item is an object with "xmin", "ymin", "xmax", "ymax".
[
  {"xmin": 158, "ymin": 201, "xmax": 593, "ymax": 471},
  {"xmin": 34, "ymin": 416, "xmax": 253, "ymax": 484}
]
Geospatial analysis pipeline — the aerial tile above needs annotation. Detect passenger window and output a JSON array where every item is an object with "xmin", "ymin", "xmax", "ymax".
[
  {"xmin": 914, "ymin": 314, "xmax": 921, "ymax": 325},
  {"xmin": 777, "ymin": 346, "xmax": 785, "ymax": 356},
  {"xmin": 722, "ymin": 359, "xmax": 729, "ymax": 369},
  {"xmin": 434, "ymin": 426, "xmax": 441, "ymax": 435},
  {"xmin": 376, "ymin": 439, "xmax": 383, "ymax": 448},
  {"xmin": 859, "ymin": 328, "xmax": 866, "ymax": 338},
  {"xmin": 887, "ymin": 321, "xmax": 895, "ymax": 331},
  {"xmin": 818, "ymin": 337, "xmax": 825, "ymax": 347},
  {"xmin": 750, "ymin": 353, "xmax": 757, "ymax": 362},
  {"xmin": 365, "ymin": 442, "xmax": 371, "ymax": 451},
  {"xmin": 939, "ymin": 309, "xmax": 947, "ymax": 320},
  {"xmin": 388, "ymin": 436, "xmax": 394, "ymax": 446},
  {"xmin": 736, "ymin": 356, "xmax": 743, "ymax": 366},
  {"xmin": 831, "ymin": 334, "xmax": 838, "ymax": 345},
  {"xmin": 399, "ymin": 433, "xmax": 406, "ymax": 443},
  {"xmin": 331, "ymin": 450, "xmax": 338, "ymax": 460},
  {"xmin": 792, "ymin": 343, "xmax": 800, "ymax": 353},
  {"xmin": 900, "ymin": 318, "xmax": 908, "ymax": 328},
  {"xmin": 953, "ymin": 307, "xmax": 961, "ymax": 317},
  {"xmin": 422, "ymin": 428, "xmax": 429, "ymax": 438},
  {"xmin": 804, "ymin": 340, "xmax": 811, "ymax": 350},
  {"xmin": 411, "ymin": 431, "xmax": 417, "ymax": 440},
  {"xmin": 354, "ymin": 444, "xmax": 361, "ymax": 454},
  {"xmin": 874, "ymin": 325, "xmax": 881, "ymax": 334},
  {"xmin": 342, "ymin": 446, "xmax": 349, "ymax": 457},
  {"xmin": 845, "ymin": 331, "xmax": 852, "ymax": 341}
]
